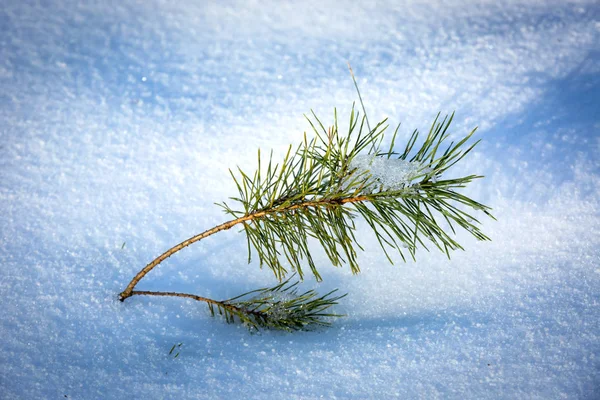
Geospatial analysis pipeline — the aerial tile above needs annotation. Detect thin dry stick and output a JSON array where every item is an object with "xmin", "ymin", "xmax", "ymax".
[
  {"xmin": 128, "ymin": 290, "xmax": 260, "ymax": 316},
  {"xmin": 130, "ymin": 290, "xmax": 225, "ymax": 306},
  {"xmin": 119, "ymin": 195, "xmax": 368, "ymax": 301}
]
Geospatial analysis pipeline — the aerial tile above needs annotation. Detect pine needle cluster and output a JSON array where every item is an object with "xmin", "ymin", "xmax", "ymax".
[
  {"xmin": 208, "ymin": 275, "xmax": 346, "ymax": 331},
  {"xmin": 217, "ymin": 107, "xmax": 492, "ymax": 282}
]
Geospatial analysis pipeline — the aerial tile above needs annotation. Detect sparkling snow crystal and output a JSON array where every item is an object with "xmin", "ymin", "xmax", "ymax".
[{"xmin": 349, "ymin": 155, "xmax": 427, "ymax": 191}]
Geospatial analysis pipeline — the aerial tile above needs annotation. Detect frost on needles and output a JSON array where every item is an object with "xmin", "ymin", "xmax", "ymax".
[
  {"xmin": 119, "ymin": 106, "xmax": 493, "ymax": 331},
  {"xmin": 348, "ymin": 155, "xmax": 427, "ymax": 192}
]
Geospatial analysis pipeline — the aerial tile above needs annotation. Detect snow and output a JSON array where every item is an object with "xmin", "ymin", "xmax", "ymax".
[
  {"xmin": 1, "ymin": 0, "xmax": 599, "ymax": 399},
  {"xmin": 349, "ymin": 155, "xmax": 426, "ymax": 192}
]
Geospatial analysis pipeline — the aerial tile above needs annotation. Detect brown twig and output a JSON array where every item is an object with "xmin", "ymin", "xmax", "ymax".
[
  {"xmin": 127, "ymin": 290, "xmax": 265, "ymax": 319},
  {"xmin": 129, "ymin": 290, "xmax": 223, "ymax": 305},
  {"xmin": 119, "ymin": 195, "xmax": 368, "ymax": 301}
]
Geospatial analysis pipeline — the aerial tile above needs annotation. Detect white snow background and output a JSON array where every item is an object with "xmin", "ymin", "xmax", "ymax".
[{"xmin": 1, "ymin": 0, "xmax": 599, "ymax": 399}]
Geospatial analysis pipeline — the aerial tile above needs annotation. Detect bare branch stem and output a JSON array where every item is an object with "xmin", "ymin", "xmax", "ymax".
[
  {"xmin": 127, "ymin": 290, "xmax": 259, "ymax": 318},
  {"xmin": 129, "ymin": 290, "xmax": 223, "ymax": 305},
  {"xmin": 119, "ymin": 195, "xmax": 368, "ymax": 301}
]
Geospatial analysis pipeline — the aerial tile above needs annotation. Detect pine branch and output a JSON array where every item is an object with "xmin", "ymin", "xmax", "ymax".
[
  {"xmin": 119, "ymin": 106, "xmax": 492, "ymax": 332},
  {"xmin": 126, "ymin": 276, "xmax": 345, "ymax": 331}
]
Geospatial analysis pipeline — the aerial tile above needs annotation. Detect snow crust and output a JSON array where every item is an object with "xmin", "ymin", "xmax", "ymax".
[{"xmin": 1, "ymin": 1, "xmax": 599, "ymax": 399}]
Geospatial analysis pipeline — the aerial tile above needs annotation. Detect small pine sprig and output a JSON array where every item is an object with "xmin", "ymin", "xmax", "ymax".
[
  {"xmin": 118, "ymin": 75, "xmax": 493, "ymax": 336},
  {"xmin": 208, "ymin": 275, "xmax": 346, "ymax": 331},
  {"xmin": 120, "ymin": 107, "xmax": 493, "ymax": 310}
]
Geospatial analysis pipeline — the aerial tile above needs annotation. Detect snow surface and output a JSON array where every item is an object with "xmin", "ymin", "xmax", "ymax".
[{"xmin": 1, "ymin": 0, "xmax": 599, "ymax": 399}]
